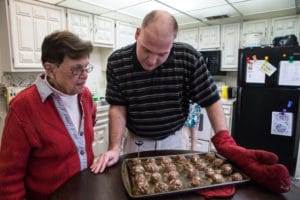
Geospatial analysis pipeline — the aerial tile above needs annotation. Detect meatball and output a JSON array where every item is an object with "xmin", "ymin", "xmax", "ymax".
[
  {"xmin": 134, "ymin": 174, "xmax": 146, "ymax": 183},
  {"xmin": 131, "ymin": 164, "xmax": 145, "ymax": 175},
  {"xmin": 169, "ymin": 179, "xmax": 183, "ymax": 190},
  {"xmin": 144, "ymin": 162, "xmax": 160, "ymax": 172},
  {"xmin": 211, "ymin": 173, "xmax": 225, "ymax": 183},
  {"xmin": 205, "ymin": 167, "xmax": 215, "ymax": 177},
  {"xmin": 190, "ymin": 176, "xmax": 202, "ymax": 187},
  {"xmin": 160, "ymin": 156, "xmax": 173, "ymax": 165},
  {"xmin": 205, "ymin": 152, "xmax": 216, "ymax": 161},
  {"xmin": 190, "ymin": 154, "xmax": 200, "ymax": 163},
  {"xmin": 136, "ymin": 181, "xmax": 151, "ymax": 195},
  {"xmin": 163, "ymin": 163, "xmax": 177, "ymax": 172},
  {"xmin": 213, "ymin": 158, "xmax": 224, "ymax": 167},
  {"xmin": 195, "ymin": 160, "xmax": 207, "ymax": 170},
  {"xmin": 154, "ymin": 181, "xmax": 169, "ymax": 193},
  {"xmin": 231, "ymin": 172, "xmax": 243, "ymax": 181},
  {"xmin": 186, "ymin": 168, "xmax": 199, "ymax": 178},
  {"xmin": 130, "ymin": 158, "xmax": 142, "ymax": 166},
  {"xmin": 145, "ymin": 157, "xmax": 156, "ymax": 164},
  {"xmin": 167, "ymin": 170, "xmax": 179, "ymax": 181},
  {"xmin": 175, "ymin": 154, "xmax": 187, "ymax": 164},
  {"xmin": 221, "ymin": 163, "xmax": 233, "ymax": 175},
  {"xmin": 150, "ymin": 172, "xmax": 162, "ymax": 183}
]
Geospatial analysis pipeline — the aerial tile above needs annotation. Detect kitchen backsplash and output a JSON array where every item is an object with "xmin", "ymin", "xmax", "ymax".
[{"xmin": 0, "ymin": 72, "xmax": 39, "ymax": 96}]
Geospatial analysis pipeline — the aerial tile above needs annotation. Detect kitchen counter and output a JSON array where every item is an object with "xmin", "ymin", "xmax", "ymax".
[
  {"xmin": 50, "ymin": 150, "xmax": 300, "ymax": 200},
  {"xmin": 221, "ymin": 98, "xmax": 236, "ymax": 105}
]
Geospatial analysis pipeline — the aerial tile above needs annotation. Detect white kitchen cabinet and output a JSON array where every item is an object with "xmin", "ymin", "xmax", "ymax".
[
  {"xmin": 93, "ymin": 16, "xmax": 115, "ymax": 46},
  {"xmin": 0, "ymin": 0, "xmax": 65, "ymax": 72},
  {"xmin": 92, "ymin": 105, "xmax": 109, "ymax": 159},
  {"xmin": 271, "ymin": 15, "xmax": 299, "ymax": 43},
  {"xmin": 199, "ymin": 25, "xmax": 220, "ymax": 50},
  {"xmin": 241, "ymin": 19, "xmax": 269, "ymax": 47},
  {"xmin": 177, "ymin": 28, "xmax": 199, "ymax": 49},
  {"xmin": 67, "ymin": 9, "xmax": 115, "ymax": 47},
  {"xmin": 115, "ymin": 21, "xmax": 137, "ymax": 49},
  {"xmin": 67, "ymin": 9, "xmax": 92, "ymax": 41},
  {"xmin": 221, "ymin": 23, "xmax": 240, "ymax": 71}
]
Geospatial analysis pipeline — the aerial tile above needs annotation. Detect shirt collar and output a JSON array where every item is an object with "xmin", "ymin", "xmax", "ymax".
[{"xmin": 35, "ymin": 73, "xmax": 54, "ymax": 102}]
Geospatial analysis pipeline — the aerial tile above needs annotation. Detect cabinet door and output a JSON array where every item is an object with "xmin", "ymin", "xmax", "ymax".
[
  {"xmin": 9, "ymin": 0, "xmax": 65, "ymax": 70},
  {"xmin": 93, "ymin": 16, "xmax": 114, "ymax": 46},
  {"xmin": 199, "ymin": 25, "xmax": 220, "ymax": 50},
  {"xmin": 178, "ymin": 28, "xmax": 199, "ymax": 49},
  {"xmin": 271, "ymin": 15, "xmax": 299, "ymax": 42},
  {"xmin": 221, "ymin": 23, "xmax": 240, "ymax": 71},
  {"xmin": 67, "ymin": 9, "xmax": 92, "ymax": 41},
  {"xmin": 242, "ymin": 19, "xmax": 268, "ymax": 47},
  {"xmin": 93, "ymin": 124, "xmax": 108, "ymax": 158},
  {"xmin": 115, "ymin": 21, "xmax": 136, "ymax": 49}
]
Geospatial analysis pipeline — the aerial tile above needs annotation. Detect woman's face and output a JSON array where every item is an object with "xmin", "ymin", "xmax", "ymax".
[{"xmin": 46, "ymin": 55, "xmax": 91, "ymax": 95}]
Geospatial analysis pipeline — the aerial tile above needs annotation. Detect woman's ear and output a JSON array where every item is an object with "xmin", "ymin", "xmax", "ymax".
[{"xmin": 44, "ymin": 62, "xmax": 56, "ymax": 78}]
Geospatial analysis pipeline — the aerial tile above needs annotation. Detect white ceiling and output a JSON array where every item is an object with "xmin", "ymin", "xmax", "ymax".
[{"xmin": 30, "ymin": 0, "xmax": 299, "ymax": 27}]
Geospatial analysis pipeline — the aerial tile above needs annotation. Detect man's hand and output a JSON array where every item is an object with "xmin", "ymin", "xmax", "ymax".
[{"xmin": 90, "ymin": 149, "xmax": 120, "ymax": 173}]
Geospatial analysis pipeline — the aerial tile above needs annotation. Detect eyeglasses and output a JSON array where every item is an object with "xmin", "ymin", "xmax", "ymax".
[{"xmin": 70, "ymin": 63, "xmax": 94, "ymax": 76}]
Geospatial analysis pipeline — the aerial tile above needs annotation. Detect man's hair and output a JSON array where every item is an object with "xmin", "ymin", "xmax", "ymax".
[
  {"xmin": 141, "ymin": 10, "xmax": 178, "ymax": 38},
  {"xmin": 41, "ymin": 30, "xmax": 93, "ymax": 64}
]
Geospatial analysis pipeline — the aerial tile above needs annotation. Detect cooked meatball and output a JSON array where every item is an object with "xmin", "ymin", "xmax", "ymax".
[
  {"xmin": 154, "ymin": 181, "xmax": 169, "ymax": 193},
  {"xmin": 175, "ymin": 154, "xmax": 187, "ymax": 164},
  {"xmin": 211, "ymin": 173, "xmax": 225, "ymax": 183},
  {"xmin": 195, "ymin": 160, "xmax": 207, "ymax": 170},
  {"xmin": 163, "ymin": 163, "xmax": 177, "ymax": 172},
  {"xmin": 205, "ymin": 167, "xmax": 215, "ymax": 177},
  {"xmin": 131, "ymin": 164, "xmax": 145, "ymax": 175},
  {"xmin": 186, "ymin": 168, "xmax": 199, "ymax": 178},
  {"xmin": 190, "ymin": 176, "xmax": 202, "ymax": 187},
  {"xmin": 144, "ymin": 162, "xmax": 160, "ymax": 172},
  {"xmin": 205, "ymin": 152, "xmax": 216, "ymax": 161},
  {"xmin": 221, "ymin": 163, "xmax": 233, "ymax": 175},
  {"xmin": 146, "ymin": 157, "xmax": 156, "ymax": 164},
  {"xmin": 130, "ymin": 158, "xmax": 142, "ymax": 166},
  {"xmin": 150, "ymin": 172, "xmax": 162, "ymax": 183},
  {"xmin": 213, "ymin": 158, "xmax": 224, "ymax": 167},
  {"xmin": 160, "ymin": 156, "xmax": 173, "ymax": 165},
  {"xmin": 134, "ymin": 174, "xmax": 146, "ymax": 183},
  {"xmin": 167, "ymin": 170, "xmax": 179, "ymax": 181},
  {"xmin": 136, "ymin": 181, "xmax": 151, "ymax": 195},
  {"xmin": 169, "ymin": 179, "xmax": 183, "ymax": 190},
  {"xmin": 231, "ymin": 172, "xmax": 243, "ymax": 181},
  {"xmin": 190, "ymin": 154, "xmax": 200, "ymax": 163}
]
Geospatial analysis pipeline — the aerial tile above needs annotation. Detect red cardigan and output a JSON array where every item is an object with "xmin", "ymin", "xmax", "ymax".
[{"xmin": 0, "ymin": 85, "xmax": 96, "ymax": 199}]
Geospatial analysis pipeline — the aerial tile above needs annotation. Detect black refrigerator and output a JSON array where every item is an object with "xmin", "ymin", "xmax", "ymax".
[{"xmin": 233, "ymin": 46, "xmax": 300, "ymax": 176}]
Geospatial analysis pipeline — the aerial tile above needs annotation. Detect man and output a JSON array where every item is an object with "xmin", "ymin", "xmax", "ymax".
[
  {"xmin": 91, "ymin": 10, "xmax": 227, "ymax": 173},
  {"xmin": 91, "ymin": 10, "xmax": 291, "ymax": 194},
  {"xmin": 0, "ymin": 31, "xmax": 96, "ymax": 199}
]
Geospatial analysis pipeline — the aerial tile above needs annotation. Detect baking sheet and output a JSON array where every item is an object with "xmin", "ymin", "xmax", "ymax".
[{"xmin": 121, "ymin": 152, "xmax": 250, "ymax": 198}]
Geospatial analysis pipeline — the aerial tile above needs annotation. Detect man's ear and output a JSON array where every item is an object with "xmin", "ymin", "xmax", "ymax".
[{"xmin": 135, "ymin": 27, "xmax": 141, "ymax": 40}]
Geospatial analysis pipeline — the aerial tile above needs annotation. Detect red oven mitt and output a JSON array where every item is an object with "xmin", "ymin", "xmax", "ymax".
[
  {"xmin": 197, "ymin": 185, "xmax": 235, "ymax": 198},
  {"xmin": 211, "ymin": 130, "xmax": 291, "ymax": 193}
]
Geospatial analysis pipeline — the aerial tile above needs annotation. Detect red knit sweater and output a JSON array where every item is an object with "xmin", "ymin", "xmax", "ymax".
[{"xmin": 0, "ymin": 85, "xmax": 96, "ymax": 199}]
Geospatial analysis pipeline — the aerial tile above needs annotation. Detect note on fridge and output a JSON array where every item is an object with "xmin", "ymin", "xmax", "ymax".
[
  {"xmin": 246, "ymin": 60, "xmax": 265, "ymax": 83},
  {"xmin": 271, "ymin": 111, "xmax": 293, "ymax": 137},
  {"xmin": 278, "ymin": 61, "xmax": 300, "ymax": 86}
]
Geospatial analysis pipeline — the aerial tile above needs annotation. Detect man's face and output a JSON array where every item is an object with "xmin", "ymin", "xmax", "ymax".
[
  {"xmin": 46, "ymin": 56, "xmax": 91, "ymax": 95},
  {"xmin": 135, "ymin": 26, "xmax": 174, "ymax": 71}
]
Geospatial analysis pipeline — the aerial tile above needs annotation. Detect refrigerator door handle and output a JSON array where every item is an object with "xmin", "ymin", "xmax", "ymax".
[{"xmin": 237, "ymin": 87, "xmax": 242, "ymax": 121}]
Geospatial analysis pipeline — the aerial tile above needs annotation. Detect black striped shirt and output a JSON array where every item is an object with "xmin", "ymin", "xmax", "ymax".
[{"xmin": 106, "ymin": 42, "xmax": 219, "ymax": 138}]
